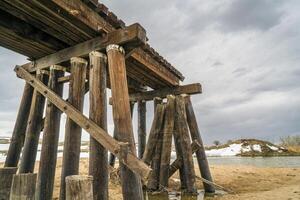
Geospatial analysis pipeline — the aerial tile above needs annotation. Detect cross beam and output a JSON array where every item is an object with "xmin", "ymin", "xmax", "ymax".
[
  {"xmin": 15, "ymin": 66, "xmax": 151, "ymax": 182},
  {"xmin": 22, "ymin": 23, "xmax": 146, "ymax": 72}
]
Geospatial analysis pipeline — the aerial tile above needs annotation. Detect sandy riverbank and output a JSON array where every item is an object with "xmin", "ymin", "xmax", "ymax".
[{"xmin": 1, "ymin": 158, "xmax": 299, "ymax": 199}]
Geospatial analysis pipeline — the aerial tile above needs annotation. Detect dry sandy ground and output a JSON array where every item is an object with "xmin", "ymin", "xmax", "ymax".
[{"xmin": 1, "ymin": 158, "xmax": 300, "ymax": 200}]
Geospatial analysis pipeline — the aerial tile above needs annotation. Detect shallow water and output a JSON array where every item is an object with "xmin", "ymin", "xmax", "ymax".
[{"xmin": 207, "ymin": 156, "xmax": 300, "ymax": 168}]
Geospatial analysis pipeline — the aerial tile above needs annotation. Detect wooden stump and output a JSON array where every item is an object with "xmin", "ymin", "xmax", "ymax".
[
  {"xmin": 36, "ymin": 66, "xmax": 64, "ymax": 200},
  {"xmin": 19, "ymin": 73, "xmax": 48, "ymax": 173},
  {"xmin": 5, "ymin": 83, "xmax": 33, "ymax": 167},
  {"xmin": 109, "ymin": 102, "xmax": 134, "ymax": 167},
  {"xmin": 159, "ymin": 95, "xmax": 176, "ymax": 189},
  {"xmin": 10, "ymin": 173, "xmax": 37, "ymax": 200},
  {"xmin": 60, "ymin": 57, "xmax": 87, "ymax": 200},
  {"xmin": 89, "ymin": 51, "xmax": 108, "ymax": 200},
  {"xmin": 174, "ymin": 96, "xmax": 196, "ymax": 193},
  {"xmin": 184, "ymin": 95, "xmax": 215, "ymax": 193},
  {"xmin": 107, "ymin": 44, "xmax": 144, "ymax": 200},
  {"xmin": 138, "ymin": 100, "xmax": 147, "ymax": 159},
  {"xmin": 0, "ymin": 167, "xmax": 17, "ymax": 200},
  {"xmin": 66, "ymin": 176, "xmax": 93, "ymax": 200}
]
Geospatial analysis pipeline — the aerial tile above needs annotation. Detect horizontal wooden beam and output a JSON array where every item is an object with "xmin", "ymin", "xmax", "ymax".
[
  {"xmin": 15, "ymin": 66, "xmax": 151, "ymax": 182},
  {"xmin": 22, "ymin": 23, "xmax": 146, "ymax": 72},
  {"xmin": 109, "ymin": 83, "xmax": 202, "ymax": 104}
]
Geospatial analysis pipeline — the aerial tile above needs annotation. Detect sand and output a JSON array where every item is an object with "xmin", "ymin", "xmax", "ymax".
[{"xmin": 1, "ymin": 158, "xmax": 299, "ymax": 199}]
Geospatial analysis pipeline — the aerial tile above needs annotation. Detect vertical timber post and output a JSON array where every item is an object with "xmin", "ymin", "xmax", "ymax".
[
  {"xmin": 5, "ymin": 83, "xmax": 34, "ymax": 167},
  {"xmin": 10, "ymin": 173, "xmax": 37, "ymax": 200},
  {"xmin": 106, "ymin": 44, "xmax": 144, "ymax": 200},
  {"xmin": 60, "ymin": 58, "xmax": 87, "ymax": 200},
  {"xmin": 0, "ymin": 167, "xmax": 17, "ymax": 199},
  {"xmin": 19, "ymin": 72, "xmax": 48, "ymax": 173},
  {"xmin": 36, "ymin": 66, "xmax": 65, "ymax": 200},
  {"xmin": 109, "ymin": 102, "xmax": 135, "ymax": 167},
  {"xmin": 138, "ymin": 100, "xmax": 146, "ymax": 158},
  {"xmin": 159, "ymin": 95, "xmax": 175, "ymax": 189},
  {"xmin": 89, "ymin": 51, "xmax": 108, "ymax": 200},
  {"xmin": 184, "ymin": 95, "xmax": 215, "ymax": 193},
  {"xmin": 66, "ymin": 176, "xmax": 93, "ymax": 200}
]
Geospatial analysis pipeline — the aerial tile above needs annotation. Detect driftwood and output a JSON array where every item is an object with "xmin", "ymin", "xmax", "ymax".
[
  {"xmin": 36, "ymin": 67, "xmax": 64, "ymax": 200},
  {"xmin": 107, "ymin": 44, "xmax": 144, "ymax": 200},
  {"xmin": 4, "ymin": 83, "xmax": 33, "ymax": 167},
  {"xmin": 60, "ymin": 57, "xmax": 87, "ymax": 199},
  {"xmin": 0, "ymin": 167, "xmax": 17, "ymax": 199},
  {"xmin": 19, "ymin": 73, "xmax": 48, "ymax": 173},
  {"xmin": 10, "ymin": 173, "xmax": 37, "ymax": 200},
  {"xmin": 89, "ymin": 51, "xmax": 108, "ymax": 200},
  {"xmin": 66, "ymin": 176, "xmax": 93, "ymax": 200}
]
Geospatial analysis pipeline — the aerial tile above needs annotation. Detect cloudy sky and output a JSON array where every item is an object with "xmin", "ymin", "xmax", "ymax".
[{"xmin": 0, "ymin": 0, "xmax": 300, "ymax": 145}]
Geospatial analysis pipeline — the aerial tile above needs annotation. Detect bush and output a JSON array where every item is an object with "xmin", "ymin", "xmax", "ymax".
[{"xmin": 280, "ymin": 135, "xmax": 300, "ymax": 147}]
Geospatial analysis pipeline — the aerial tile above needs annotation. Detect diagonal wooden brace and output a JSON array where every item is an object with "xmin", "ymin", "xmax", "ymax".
[{"xmin": 14, "ymin": 66, "xmax": 151, "ymax": 182}]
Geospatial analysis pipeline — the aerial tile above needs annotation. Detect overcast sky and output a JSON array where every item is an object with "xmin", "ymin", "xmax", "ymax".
[{"xmin": 0, "ymin": 0, "xmax": 299, "ymax": 145}]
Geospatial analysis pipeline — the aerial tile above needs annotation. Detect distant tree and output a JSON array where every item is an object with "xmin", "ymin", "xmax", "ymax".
[
  {"xmin": 280, "ymin": 135, "xmax": 300, "ymax": 147},
  {"xmin": 227, "ymin": 140, "xmax": 233, "ymax": 144},
  {"xmin": 213, "ymin": 140, "xmax": 221, "ymax": 146}
]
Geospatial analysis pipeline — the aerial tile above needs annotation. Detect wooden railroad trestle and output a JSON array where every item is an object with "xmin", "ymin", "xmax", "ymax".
[{"xmin": 1, "ymin": 22, "xmax": 214, "ymax": 200}]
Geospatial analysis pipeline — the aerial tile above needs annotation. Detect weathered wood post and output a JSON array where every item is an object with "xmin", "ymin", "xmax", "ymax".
[
  {"xmin": 19, "ymin": 72, "xmax": 48, "ymax": 173},
  {"xmin": 184, "ymin": 95, "xmax": 215, "ymax": 193},
  {"xmin": 36, "ymin": 66, "xmax": 65, "ymax": 200},
  {"xmin": 60, "ymin": 57, "xmax": 87, "ymax": 200},
  {"xmin": 159, "ymin": 95, "xmax": 175, "ymax": 189},
  {"xmin": 5, "ymin": 83, "xmax": 33, "ymax": 167},
  {"xmin": 174, "ymin": 96, "xmax": 196, "ymax": 193},
  {"xmin": 109, "ymin": 102, "xmax": 135, "ymax": 167},
  {"xmin": 0, "ymin": 167, "xmax": 17, "ymax": 199},
  {"xmin": 138, "ymin": 100, "xmax": 147, "ymax": 158},
  {"xmin": 106, "ymin": 44, "xmax": 144, "ymax": 200},
  {"xmin": 10, "ymin": 173, "xmax": 37, "ymax": 200},
  {"xmin": 66, "ymin": 176, "xmax": 93, "ymax": 200},
  {"xmin": 89, "ymin": 51, "xmax": 108, "ymax": 200}
]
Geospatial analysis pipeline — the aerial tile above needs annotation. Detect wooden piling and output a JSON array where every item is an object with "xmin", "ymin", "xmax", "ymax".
[
  {"xmin": 174, "ymin": 96, "xmax": 196, "ymax": 193},
  {"xmin": 138, "ymin": 100, "xmax": 147, "ymax": 159},
  {"xmin": 107, "ymin": 44, "xmax": 144, "ymax": 200},
  {"xmin": 0, "ymin": 167, "xmax": 17, "ymax": 199},
  {"xmin": 184, "ymin": 95, "xmax": 215, "ymax": 193},
  {"xmin": 35, "ymin": 66, "xmax": 64, "ymax": 200},
  {"xmin": 60, "ymin": 57, "xmax": 87, "ymax": 200},
  {"xmin": 66, "ymin": 176, "xmax": 93, "ymax": 200},
  {"xmin": 10, "ymin": 173, "xmax": 37, "ymax": 200},
  {"xmin": 19, "ymin": 73, "xmax": 48, "ymax": 173},
  {"xmin": 109, "ymin": 102, "xmax": 135, "ymax": 167},
  {"xmin": 89, "ymin": 51, "xmax": 108, "ymax": 200},
  {"xmin": 5, "ymin": 83, "xmax": 34, "ymax": 167},
  {"xmin": 159, "ymin": 95, "xmax": 176, "ymax": 189}
]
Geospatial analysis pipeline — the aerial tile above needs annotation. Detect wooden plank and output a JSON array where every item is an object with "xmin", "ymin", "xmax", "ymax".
[
  {"xmin": 5, "ymin": 83, "xmax": 33, "ymax": 167},
  {"xmin": 184, "ymin": 95, "xmax": 215, "ymax": 193},
  {"xmin": 19, "ymin": 73, "xmax": 48, "ymax": 173},
  {"xmin": 60, "ymin": 57, "xmax": 87, "ymax": 200},
  {"xmin": 10, "ymin": 173, "xmax": 37, "ymax": 200},
  {"xmin": 66, "ymin": 176, "xmax": 93, "ymax": 200},
  {"xmin": 138, "ymin": 100, "xmax": 147, "ymax": 159},
  {"xmin": 36, "ymin": 67, "xmax": 64, "ymax": 200},
  {"xmin": 159, "ymin": 95, "xmax": 176, "ymax": 188},
  {"xmin": 107, "ymin": 44, "xmax": 144, "ymax": 200},
  {"xmin": 89, "ymin": 51, "xmax": 108, "ymax": 200},
  {"xmin": 14, "ymin": 66, "xmax": 151, "ymax": 182},
  {"xmin": 0, "ymin": 167, "xmax": 18, "ymax": 199},
  {"xmin": 22, "ymin": 23, "xmax": 146, "ymax": 72}
]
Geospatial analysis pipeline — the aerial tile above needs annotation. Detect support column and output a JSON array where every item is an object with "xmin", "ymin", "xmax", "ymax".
[
  {"xmin": 10, "ymin": 173, "xmax": 37, "ymax": 200},
  {"xmin": 159, "ymin": 95, "xmax": 175, "ymax": 189},
  {"xmin": 184, "ymin": 95, "xmax": 215, "ymax": 193},
  {"xmin": 36, "ymin": 66, "xmax": 65, "ymax": 200},
  {"xmin": 66, "ymin": 176, "xmax": 93, "ymax": 200},
  {"xmin": 106, "ymin": 44, "xmax": 144, "ymax": 200},
  {"xmin": 19, "ymin": 72, "xmax": 48, "ymax": 173},
  {"xmin": 0, "ymin": 167, "xmax": 17, "ymax": 199},
  {"xmin": 60, "ymin": 58, "xmax": 87, "ymax": 200},
  {"xmin": 89, "ymin": 51, "xmax": 108, "ymax": 200},
  {"xmin": 5, "ymin": 83, "xmax": 34, "ymax": 167},
  {"xmin": 138, "ymin": 100, "xmax": 146, "ymax": 159}
]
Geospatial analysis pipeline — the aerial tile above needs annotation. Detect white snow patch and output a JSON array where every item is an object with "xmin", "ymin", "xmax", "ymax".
[
  {"xmin": 205, "ymin": 143, "xmax": 243, "ymax": 157},
  {"xmin": 267, "ymin": 144, "xmax": 279, "ymax": 151},
  {"xmin": 252, "ymin": 144, "xmax": 262, "ymax": 152}
]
